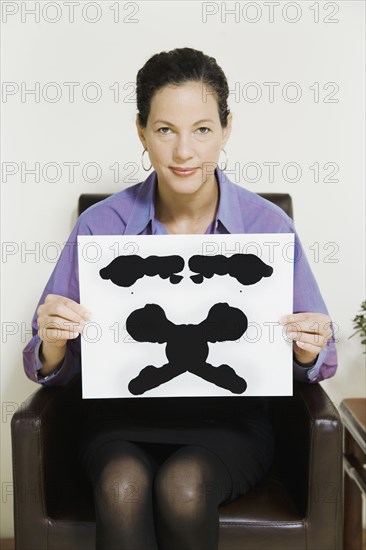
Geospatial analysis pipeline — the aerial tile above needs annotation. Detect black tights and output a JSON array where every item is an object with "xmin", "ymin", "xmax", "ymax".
[{"xmin": 87, "ymin": 440, "xmax": 233, "ymax": 550}]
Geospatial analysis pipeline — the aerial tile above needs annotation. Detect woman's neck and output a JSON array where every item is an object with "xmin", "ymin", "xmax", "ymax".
[{"xmin": 154, "ymin": 175, "xmax": 219, "ymax": 234}]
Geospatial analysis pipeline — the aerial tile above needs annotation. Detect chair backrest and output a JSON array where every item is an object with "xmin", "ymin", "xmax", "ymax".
[{"xmin": 78, "ymin": 192, "xmax": 293, "ymax": 220}]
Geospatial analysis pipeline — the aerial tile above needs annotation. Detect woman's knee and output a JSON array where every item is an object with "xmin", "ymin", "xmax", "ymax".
[
  {"xmin": 90, "ymin": 440, "xmax": 157, "ymax": 506},
  {"xmin": 154, "ymin": 445, "xmax": 231, "ymax": 516}
]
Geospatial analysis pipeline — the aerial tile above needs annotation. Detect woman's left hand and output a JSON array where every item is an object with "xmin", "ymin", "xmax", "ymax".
[{"xmin": 279, "ymin": 312, "xmax": 333, "ymax": 366}]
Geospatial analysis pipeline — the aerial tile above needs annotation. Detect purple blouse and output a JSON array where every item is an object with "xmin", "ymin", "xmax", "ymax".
[{"xmin": 23, "ymin": 168, "xmax": 338, "ymax": 387}]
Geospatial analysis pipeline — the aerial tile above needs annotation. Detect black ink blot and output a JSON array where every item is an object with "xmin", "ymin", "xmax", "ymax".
[
  {"xmin": 188, "ymin": 254, "xmax": 273, "ymax": 285},
  {"xmin": 100, "ymin": 255, "xmax": 185, "ymax": 287},
  {"xmin": 126, "ymin": 303, "xmax": 248, "ymax": 396}
]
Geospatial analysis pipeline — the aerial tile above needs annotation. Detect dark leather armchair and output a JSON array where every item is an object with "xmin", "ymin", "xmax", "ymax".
[{"xmin": 11, "ymin": 193, "xmax": 342, "ymax": 550}]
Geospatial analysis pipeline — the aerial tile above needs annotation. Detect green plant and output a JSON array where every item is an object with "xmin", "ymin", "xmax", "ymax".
[{"xmin": 349, "ymin": 300, "xmax": 366, "ymax": 352}]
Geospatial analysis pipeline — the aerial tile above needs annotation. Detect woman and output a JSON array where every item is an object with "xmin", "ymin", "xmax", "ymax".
[{"xmin": 23, "ymin": 47, "xmax": 337, "ymax": 549}]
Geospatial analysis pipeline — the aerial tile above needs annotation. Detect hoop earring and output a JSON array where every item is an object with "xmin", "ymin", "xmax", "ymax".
[
  {"xmin": 141, "ymin": 149, "xmax": 152, "ymax": 171},
  {"xmin": 219, "ymin": 149, "xmax": 228, "ymax": 171}
]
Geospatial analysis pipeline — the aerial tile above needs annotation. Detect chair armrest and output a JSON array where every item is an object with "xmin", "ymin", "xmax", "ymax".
[
  {"xmin": 271, "ymin": 382, "xmax": 342, "ymax": 548},
  {"xmin": 11, "ymin": 376, "xmax": 82, "ymax": 549},
  {"xmin": 295, "ymin": 382, "xmax": 343, "ymax": 548},
  {"xmin": 295, "ymin": 380, "xmax": 340, "ymax": 424}
]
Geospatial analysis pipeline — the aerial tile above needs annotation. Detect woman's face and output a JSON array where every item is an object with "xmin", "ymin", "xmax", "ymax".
[{"xmin": 136, "ymin": 81, "xmax": 232, "ymax": 196}]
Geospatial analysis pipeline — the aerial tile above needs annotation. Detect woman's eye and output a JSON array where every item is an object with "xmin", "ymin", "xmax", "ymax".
[
  {"xmin": 158, "ymin": 127, "xmax": 172, "ymax": 135},
  {"xmin": 196, "ymin": 127, "xmax": 210, "ymax": 135}
]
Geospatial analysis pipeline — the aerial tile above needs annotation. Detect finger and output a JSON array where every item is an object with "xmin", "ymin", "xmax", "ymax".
[
  {"xmin": 294, "ymin": 340, "xmax": 322, "ymax": 355},
  {"xmin": 287, "ymin": 331, "xmax": 329, "ymax": 347},
  {"xmin": 279, "ymin": 313, "xmax": 311, "ymax": 325},
  {"xmin": 40, "ymin": 316, "xmax": 86, "ymax": 333},
  {"xmin": 38, "ymin": 327, "xmax": 79, "ymax": 342},
  {"xmin": 281, "ymin": 316, "xmax": 332, "ymax": 336},
  {"xmin": 284, "ymin": 322, "xmax": 333, "ymax": 338},
  {"xmin": 44, "ymin": 294, "xmax": 92, "ymax": 320},
  {"xmin": 279, "ymin": 312, "xmax": 329, "ymax": 326},
  {"xmin": 42, "ymin": 302, "xmax": 91, "ymax": 324}
]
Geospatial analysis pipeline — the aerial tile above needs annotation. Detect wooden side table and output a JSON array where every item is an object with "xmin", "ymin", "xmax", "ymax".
[{"xmin": 340, "ymin": 398, "xmax": 366, "ymax": 550}]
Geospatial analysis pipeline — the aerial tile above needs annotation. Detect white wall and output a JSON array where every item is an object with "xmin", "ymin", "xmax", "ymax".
[{"xmin": 1, "ymin": 0, "xmax": 365, "ymax": 537}]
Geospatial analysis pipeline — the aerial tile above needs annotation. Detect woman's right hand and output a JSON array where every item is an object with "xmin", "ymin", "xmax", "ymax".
[
  {"xmin": 36, "ymin": 294, "xmax": 91, "ymax": 375},
  {"xmin": 37, "ymin": 293, "xmax": 91, "ymax": 347}
]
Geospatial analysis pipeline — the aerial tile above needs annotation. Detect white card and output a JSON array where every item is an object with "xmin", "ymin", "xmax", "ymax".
[{"xmin": 78, "ymin": 234, "xmax": 294, "ymax": 398}]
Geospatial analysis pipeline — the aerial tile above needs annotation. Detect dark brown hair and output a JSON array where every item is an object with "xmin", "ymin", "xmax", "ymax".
[{"xmin": 136, "ymin": 47, "xmax": 230, "ymax": 128}]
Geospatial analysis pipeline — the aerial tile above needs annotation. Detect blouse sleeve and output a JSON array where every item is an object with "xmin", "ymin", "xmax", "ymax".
[
  {"xmin": 291, "ymin": 228, "xmax": 338, "ymax": 383},
  {"xmin": 22, "ymin": 217, "xmax": 92, "ymax": 386}
]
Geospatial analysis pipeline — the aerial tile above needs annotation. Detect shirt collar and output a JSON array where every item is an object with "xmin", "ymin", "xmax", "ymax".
[
  {"xmin": 215, "ymin": 168, "xmax": 246, "ymax": 234},
  {"xmin": 124, "ymin": 168, "xmax": 245, "ymax": 235},
  {"xmin": 124, "ymin": 171, "xmax": 157, "ymax": 235}
]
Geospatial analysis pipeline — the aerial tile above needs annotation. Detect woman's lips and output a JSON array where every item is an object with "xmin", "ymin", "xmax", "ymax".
[{"xmin": 169, "ymin": 167, "xmax": 198, "ymax": 177}]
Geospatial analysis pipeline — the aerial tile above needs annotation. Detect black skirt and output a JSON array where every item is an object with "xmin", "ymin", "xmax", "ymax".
[{"xmin": 78, "ymin": 396, "xmax": 275, "ymax": 502}]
